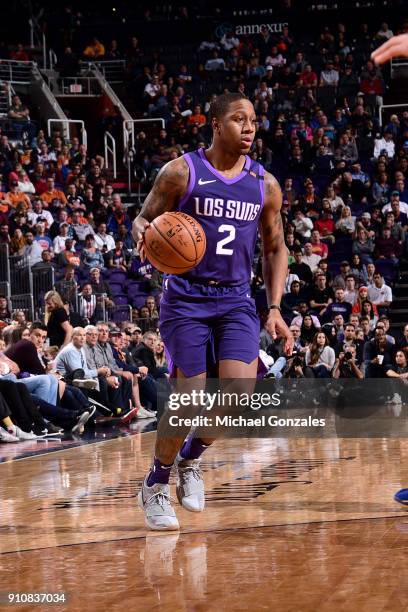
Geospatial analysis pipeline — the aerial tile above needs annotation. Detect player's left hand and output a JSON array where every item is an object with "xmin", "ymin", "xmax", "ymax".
[{"xmin": 265, "ymin": 310, "xmax": 294, "ymax": 355}]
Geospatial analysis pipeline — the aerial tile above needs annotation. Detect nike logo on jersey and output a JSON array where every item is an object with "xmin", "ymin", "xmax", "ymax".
[{"xmin": 198, "ymin": 178, "xmax": 217, "ymax": 185}]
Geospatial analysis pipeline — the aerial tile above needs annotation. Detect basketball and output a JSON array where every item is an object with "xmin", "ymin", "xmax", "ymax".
[{"xmin": 143, "ymin": 211, "xmax": 206, "ymax": 274}]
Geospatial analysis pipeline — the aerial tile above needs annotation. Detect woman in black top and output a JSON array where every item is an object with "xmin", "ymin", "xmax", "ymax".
[{"xmin": 44, "ymin": 290, "xmax": 73, "ymax": 348}]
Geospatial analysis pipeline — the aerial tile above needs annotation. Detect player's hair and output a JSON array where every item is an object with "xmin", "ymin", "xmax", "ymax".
[{"xmin": 208, "ymin": 92, "xmax": 247, "ymax": 124}]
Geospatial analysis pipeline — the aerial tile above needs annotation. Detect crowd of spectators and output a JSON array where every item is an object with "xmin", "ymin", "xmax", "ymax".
[{"xmin": 0, "ymin": 15, "xmax": 407, "ymax": 444}]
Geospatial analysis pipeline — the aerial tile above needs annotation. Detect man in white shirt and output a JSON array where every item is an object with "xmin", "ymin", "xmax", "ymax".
[
  {"xmin": 319, "ymin": 61, "xmax": 339, "ymax": 87},
  {"xmin": 220, "ymin": 32, "xmax": 239, "ymax": 51},
  {"xmin": 373, "ymin": 130, "xmax": 395, "ymax": 159},
  {"xmin": 144, "ymin": 75, "xmax": 161, "ymax": 99},
  {"xmin": 94, "ymin": 222, "xmax": 115, "ymax": 252},
  {"xmin": 301, "ymin": 242, "xmax": 321, "ymax": 272},
  {"xmin": 344, "ymin": 275, "xmax": 358, "ymax": 305},
  {"xmin": 22, "ymin": 231, "xmax": 43, "ymax": 264},
  {"xmin": 368, "ymin": 273, "xmax": 393, "ymax": 309},
  {"xmin": 292, "ymin": 210, "xmax": 313, "ymax": 240},
  {"xmin": 27, "ymin": 198, "xmax": 54, "ymax": 228},
  {"xmin": 382, "ymin": 191, "xmax": 408, "ymax": 216}
]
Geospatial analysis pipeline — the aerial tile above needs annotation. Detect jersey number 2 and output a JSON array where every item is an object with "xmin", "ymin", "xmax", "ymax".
[{"xmin": 216, "ymin": 224, "xmax": 235, "ymax": 256}]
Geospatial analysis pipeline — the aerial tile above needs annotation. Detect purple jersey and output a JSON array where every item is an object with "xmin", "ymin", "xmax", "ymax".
[{"xmin": 173, "ymin": 148, "xmax": 265, "ymax": 285}]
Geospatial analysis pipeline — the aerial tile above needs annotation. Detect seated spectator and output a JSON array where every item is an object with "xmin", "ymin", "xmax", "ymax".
[
  {"xmin": 106, "ymin": 239, "xmax": 130, "ymax": 272},
  {"xmin": 308, "ymin": 273, "xmax": 334, "ymax": 317},
  {"xmin": 282, "ymin": 280, "xmax": 304, "ymax": 314},
  {"xmin": 145, "ymin": 295, "xmax": 159, "ymax": 319},
  {"xmin": 57, "ymin": 238, "xmax": 80, "ymax": 268},
  {"xmin": 385, "ymin": 348, "xmax": 408, "ymax": 382},
  {"xmin": 322, "ymin": 288, "xmax": 352, "ymax": 322},
  {"xmin": 382, "ymin": 191, "xmax": 408, "ymax": 221},
  {"xmin": 7, "ymin": 95, "xmax": 34, "ymax": 142},
  {"xmin": 53, "ymin": 223, "xmax": 72, "ymax": 255},
  {"xmin": 352, "ymin": 228, "xmax": 375, "ymax": 264},
  {"xmin": 305, "ymin": 332, "xmax": 335, "ymax": 378},
  {"xmin": 314, "ymin": 204, "xmax": 335, "ymax": 243},
  {"xmin": 109, "ymin": 329, "xmax": 156, "ymax": 418},
  {"xmin": 94, "ymin": 222, "xmax": 115, "ymax": 252},
  {"xmin": 299, "ymin": 64, "xmax": 318, "ymax": 88},
  {"xmin": 319, "ymin": 61, "xmax": 339, "ymax": 87},
  {"xmin": 84, "ymin": 323, "xmax": 132, "ymax": 413},
  {"xmin": 299, "ymin": 313, "xmax": 320, "ymax": 346},
  {"xmin": 154, "ymin": 339, "xmax": 168, "ymax": 370},
  {"xmin": 301, "ymin": 242, "xmax": 321, "ymax": 273},
  {"xmin": 22, "ymin": 231, "xmax": 43, "ymax": 264},
  {"xmin": 28, "ymin": 197, "xmax": 54, "ymax": 228},
  {"xmin": 40, "ymin": 178, "xmax": 67, "ymax": 208},
  {"xmin": 375, "ymin": 227, "xmax": 402, "ymax": 264},
  {"xmin": 335, "ymin": 135, "xmax": 358, "ymax": 165},
  {"xmin": 364, "ymin": 326, "xmax": 395, "ymax": 378},
  {"xmin": 352, "ymin": 286, "xmax": 377, "ymax": 314},
  {"xmin": 368, "ymin": 273, "xmax": 392, "ymax": 313},
  {"xmin": 34, "ymin": 221, "xmax": 53, "ymax": 251},
  {"xmin": 325, "ymin": 184, "xmax": 345, "ymax": 213},
  {"xmin": 332, "ymin": 344, "xmax": 363, "ymax": 379},
  {"xmin": 6, "ymin": 180, "xmax": 31, "ymax": 210},
  {"xmin": 292, "ymin": 210, "xmax": 313, "ymax": 241},
  {"xmin": 107, "ymin": 196, "xmax": 131, "ymax": 234},
  {"xmin": 78, "ymin": 283, "xmax": 103, "ymax": 324},
  {"xmin": 9, "ymin": 228, "xmax": 25, "ymax": 255},
  {"xmin": 83, "ymin": 37, "xmax": 105, "ymax": 58},
  {"xmin": 0, "ymin": 296, "xmax": 11, "ymax": 324},
  {"xmin": 132, "ymin": 332, "xmax": 169, "ymax": 380},
  {"xmin": 291, "ymin": 302, "xmax": 321, "ymax": 329},
  {"xmin": 373, "ymin": 130, "xmax": 395, "ymax": 160},
  {"xmin": 336, "ymin": 206, "xmax": 355, "ymax": 235},
  {"xmin": 360, "ymin": 300, "xmax": 379, "ymax": 331},
  {"xmin": 81, "ymin": 234, "xmax": 105, "ymax": 270},
  {"xmin": 349, "ymin": 254, "xmax": 368, "ymax": 285},
  {"xmin": 70, "ymin": 210, "xmax": 95, "ymax": 243},
  {"xmin": 376, "ymin": 317, "xmax": 395, "ymax": 345},
  {"xmin": 310, "ymin": 230, "xmax": 329, "ymax": 258},
  {"xmin": 344, "ymin": 275, "xmax": 358, "ymax": 305}
]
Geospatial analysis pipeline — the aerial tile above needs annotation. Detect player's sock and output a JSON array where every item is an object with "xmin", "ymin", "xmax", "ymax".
[
  {"xmin": 179, "ymin": 436, "xmax": 211, "ymax": 460},
  {"xmin": 146, "ymin": 457, "xmax": 173, "ymax": 486}
]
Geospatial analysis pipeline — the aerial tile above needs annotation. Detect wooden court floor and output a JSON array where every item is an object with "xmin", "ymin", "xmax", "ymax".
[{"xmin": 2, "ymin": 432, "xmax": 408, "ymax": 611}]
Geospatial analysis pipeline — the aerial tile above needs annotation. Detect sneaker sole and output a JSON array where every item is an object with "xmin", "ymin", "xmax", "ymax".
[{"xmin": 137, "ymin": 491, "xmax": 180, "ymax": 531}]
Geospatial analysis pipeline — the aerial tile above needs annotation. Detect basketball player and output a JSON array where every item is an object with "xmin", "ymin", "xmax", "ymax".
[
  {"xmin": 132, "ymin": 93, "xmax": 293, "ymax": 530},
  {"xmin": 371, "ymin": 34, "xmax": 408, "ymax": 507}
]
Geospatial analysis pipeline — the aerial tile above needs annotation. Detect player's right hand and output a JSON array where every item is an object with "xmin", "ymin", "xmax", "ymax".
[
  {"xmin": 132, "ymin": 217, "xmax": 150, "ymax": 262},
  {"xmin": 371, "ymin": 33, "xmax": 408, "ymax": 65}
]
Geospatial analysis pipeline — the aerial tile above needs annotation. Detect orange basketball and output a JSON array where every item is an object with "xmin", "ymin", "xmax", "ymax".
[{"xmin": 143, "ymin": 211, "xmax": 206, "ymax": 274}]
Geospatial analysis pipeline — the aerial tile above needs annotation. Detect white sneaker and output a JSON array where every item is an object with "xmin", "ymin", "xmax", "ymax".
[
  {"xmin": 137, "ymin": 406, "xmax": 157, "ymax": 420},
  {"xmin": 138, "ymin": 478, "xmax": 180, "ymax": 531},
  {"xmin": 0, "ymin": 427, "xmax": 19, "ymax": 443},
  {"xmin": 387, "ymin": 393, "xmax": 402, "ymax": 405},
  {"xmin": 8, "ymin": 425, "xmax": 38, "ymax": 440},
  {"xmin": 73, "ymin": 378, "xmax": 98, "ymax": 390},
  {"xmin": 175, "ymin": 456, "xmax": 205, "ymax": 512}
]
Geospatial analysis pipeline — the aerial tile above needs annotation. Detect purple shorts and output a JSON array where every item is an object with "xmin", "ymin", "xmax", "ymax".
[{"xmin": 159, "ymin": 276, "xmax": 260, "ymax": 377}]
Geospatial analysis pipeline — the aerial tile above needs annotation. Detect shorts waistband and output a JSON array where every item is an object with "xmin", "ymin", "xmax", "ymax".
[{"xmin": 177, "ymin": 274, "xmax": 245, "ymax": 288}]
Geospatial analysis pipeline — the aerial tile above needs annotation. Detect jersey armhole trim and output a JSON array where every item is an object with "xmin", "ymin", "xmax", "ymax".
[
  {"xmin": 258, "ymin": 164, "xmax": 265, "ymax": 209},
  {"xmin": 177, "ymin": 153, "xmax": 196, "ymax": 209}
]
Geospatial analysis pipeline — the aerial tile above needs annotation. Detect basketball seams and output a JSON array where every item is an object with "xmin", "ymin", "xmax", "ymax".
[{"xmin": 151, "ymin": 217, "xmax": 197, "ymax": 263}]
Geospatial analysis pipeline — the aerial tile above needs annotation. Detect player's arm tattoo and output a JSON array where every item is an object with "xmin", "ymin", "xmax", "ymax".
[
  {"xmin": 260, "ymin": 172, "xmax": 288, "ymax": 307},
  {"xmin": 138, "ymin": 157, "xmax": 189, "ymax": 223},
  {"xmin": 260, "ymin": 174, "xmax": 286, "ymax": 255}
]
